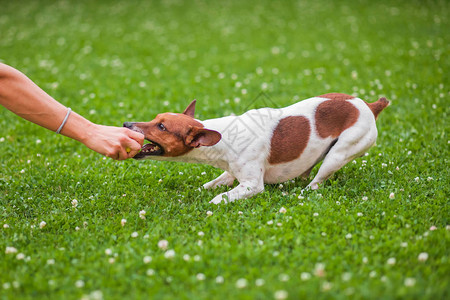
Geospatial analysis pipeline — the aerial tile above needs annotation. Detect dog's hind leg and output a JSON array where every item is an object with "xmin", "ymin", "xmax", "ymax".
[
  {"xmin": 306, "ymin": 127, "xmax": 377, "ymax": 190},
  {"xmin": 203, "ymin": 171, "xmax": 235, "ymax": 189}
]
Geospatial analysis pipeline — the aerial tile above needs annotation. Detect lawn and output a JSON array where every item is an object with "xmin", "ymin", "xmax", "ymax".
[{"xmin": 0, "ymin": 0, "xmax": 449, "ymax": 299}]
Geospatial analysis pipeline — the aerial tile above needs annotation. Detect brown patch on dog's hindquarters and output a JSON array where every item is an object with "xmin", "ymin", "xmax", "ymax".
[
  {"xmin": 269, "ymin": 116, "xmax": 311, "ymax": 164},
  {"xmin": 315, "ymin": 96, "xmax": 360, "ymax": 138},
  {"xmin": 319, "ymin": 93, "xmax": 354, "ymax": 101}
]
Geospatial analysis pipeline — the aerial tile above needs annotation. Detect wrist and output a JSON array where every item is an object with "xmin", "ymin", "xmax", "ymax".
[{"xmin": 59, "ymin": 110, "xmax": 96, "ymax": 145}]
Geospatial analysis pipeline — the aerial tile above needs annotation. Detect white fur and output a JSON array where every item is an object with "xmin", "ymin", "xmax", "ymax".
[{"xmin": 147, "ymin": 97, "xmax": 378, "ymax": 204}]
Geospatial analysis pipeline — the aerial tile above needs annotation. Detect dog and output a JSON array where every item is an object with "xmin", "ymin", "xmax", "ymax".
[{"xmin": 124, "ymin": 93, "xmax": 389, "ymax": 204}]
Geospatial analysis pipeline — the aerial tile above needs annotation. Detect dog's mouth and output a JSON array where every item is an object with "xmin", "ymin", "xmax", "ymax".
[{"xmin": 133, "ymin": 139, "xmax": 164, "ymax": 159}]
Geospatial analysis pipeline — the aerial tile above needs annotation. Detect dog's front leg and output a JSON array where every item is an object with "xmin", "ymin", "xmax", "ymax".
[
  {"xmin": 209, "ymin": 165, "xmax": 264, "ymax": 204},
  {"xmin": 203, "ymin": 171, "xmax": 235, "ymax": 189}
]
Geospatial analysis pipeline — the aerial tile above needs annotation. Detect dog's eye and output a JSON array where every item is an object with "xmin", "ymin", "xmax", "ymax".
[{"xmin": 158, "ymin": 123, "xmax": 166, "ymax": 131}]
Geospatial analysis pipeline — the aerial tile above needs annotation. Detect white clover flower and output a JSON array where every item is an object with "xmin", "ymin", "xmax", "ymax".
[
  {"xmin": 146, "ymin": 269, "xmax": 155, "ymax": 276},
  {"xmin": 357, "ymin": 212, "xmax": 363, "ymax": 217},
  {"xmin": 158, "ymin": 240, "xmax": 169, "ymax": 250},
  {"xmin": 206, "ymin": 211, "xmax": 213, "ymax": 217},
  {"xmin": 389, "ymin": 192, "xmax": 395, "ymax": 199},
  {"xmin": 139, "ymin": 210, "xmax": 146, "ymax": 220},
  {"xmin": 3, "ymin": 224, "xmax": 9, "ymax": 229},
  {"xmin": 258, "ymin": 240, "xmax": 264, "ymax": 246},
  {"xmin": 164, "ymin": 249, "xmax": 175, "ymax": 259},
  {"xmin": 404, "ymin": 277, "xmax": 416, "ymax": 287},
  {"xmin": 105, "ymin": 248, "xmax": 112, "ymax": 256},
  {"xmin": 5, "ymin": 247, "xmax": 18, "ymax": 254},
  {"xmin": 387, "ymin": 257, "xmax": 396, "ymax": 265},
  {"xmin": 3, "ymin": 282, "xmax": 11, "ymax": 289},
  {"xmin": 39, "ymin": 221, "xmax": 47, "ymax": 229},
  {"xmin": 108, "ymin": 258, "xmax": 115, "ymax": 264},
  {"xmin": 198, "ymin": 231, "xmax": 205, "ymax": 237},
  {"xmin": 238, "ymin": 211, "xmax": 243, "ymax": 215},
  {"xmin": 215, "ymin": 276, "xmax": 224, "ymax": 284},
  {"xmin": 235, "ymin": 278, "xmax": 248, "ymax": 289},
  {"xmin": 131, "ymin": 232, "xmax": 138, "ymax": 238},
  {"xmin": 279, "ymin": 207, "xmax": 287, "ymax": 213},
  {"xmin": 71, "ymin": 199, "xmax": 78, "ymax": 208},
  {"xmin": 322, "ymin": 281, "xmax": 332, "ymax": 291},
  {"xmin": 300, "ymin": 272, "xmax": 311, "ymax": 281},
  {"xmin": 278, "ymin": 274, "xmax": 290, "ymax": 282},
  {"xmin": 427, "ymin": 177, "xmax": 433, "ymax": 181},
  {"xmin": 313, "ymin": 212, "xmax": 319, "ymax": 217},
  {"xmin": 277, "ymin": 223, "xmax": 282, "ymax": 227},
  {"xmin": 369, "ymin": 271, "xmax": 377, "ymax": 278},
  {"xmin": 414, "ymin": 177, "xmax": 420, "ymax": 182},
  {"xmin": 429, "ymin": 226, "xmax": 437, "ymax": 231},
  {"xmin": 362, "ymin": 257, "xmax": 368, "ymax": 264},
  {"xmin": 255, "ymin": 278, "xmax": 265, "ymax": 286},
  {"xmin": 418, "ymin": 252, "xmax": 429, "ymax": 262},
  {"xmin": 183, "ymin": 254, "xmax": 190, "ymax": 261},
  {"xmin": 345, "ymin": 233, "xmax": 352, "ymax": 239},
  {"xmin": 194, "ymin": 255, "xmax": 201, "ymax": 261},
  {"xmin": 298, "ymin": 195, "xmax": 304, "ymax": 199},
  {"xmin": 314, "ymin": 263, "xmax": 326, "ymax": 277},
  {"xmin": 75, "ymin": 226, "xmax": 80, "ymax": 231},
  {"xmin": 143, "ymin": 256, "xmax": 152, "ymax": 264},
  {"xmin": 75, "ymin": 280, "xmax": 85, "ymax": 288},
  {"xmin": 274, "ymin": 290, "xmax": 288, "ymax": 300},
  {"xmin": 16, "ymin": 253, "xmax": 25, "ymax": 260},
  {"xmin": 362, "ymin": 196, "xmax": 368, "ymax": 201},
  {"xmin": 267, "ymin": 220, "xmax": 274, "ymax": 225},
  {"xmin": 196, "ymin": 273, "xmax": 206, "ymax": 281},
  {"xmin": 121, "ymin": 219, "xmax": 127, "ymax": 226},
  {"xmin": 342, "ymin": 272, "xmax": 352, "ymax": 281},
  {"xmin": 401, "ymin": 242, "xmax": 408, "ymax": 248}
]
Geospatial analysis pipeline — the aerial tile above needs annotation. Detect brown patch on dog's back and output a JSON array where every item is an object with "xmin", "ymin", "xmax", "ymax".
[
  {"xmin": 269, "ymin": 116, "xmax": 311, "ymax": 164},
  {"xmin": 319, "ymin": 93, "xmax": 354, "ymax": 101},
  {"xmin": 315, "ymin": 100, "xmax": 359, "ymax": 138}
]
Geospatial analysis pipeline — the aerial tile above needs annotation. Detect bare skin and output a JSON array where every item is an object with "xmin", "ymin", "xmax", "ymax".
[{"xmin": 0, "ymin": 63, "xmax": 144, "ymax": 160}]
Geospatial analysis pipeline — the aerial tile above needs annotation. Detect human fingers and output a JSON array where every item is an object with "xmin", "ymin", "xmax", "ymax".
[
  {"xmin": 125, "ymin": 139, "xmax": 142, "ymax": 158},
  {"xmin": 126, "ymin": 128, "xmax": 145, "ymax": 146}
]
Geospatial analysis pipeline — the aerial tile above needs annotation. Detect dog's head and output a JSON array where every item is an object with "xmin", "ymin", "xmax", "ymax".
[{"xmin": 124, "ymin": 100, "xmax": 221, "ymax": 159}]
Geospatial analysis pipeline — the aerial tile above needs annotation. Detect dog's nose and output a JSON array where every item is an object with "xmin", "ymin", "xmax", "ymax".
[{"xmin": 123, "ymin": 122, "xmax": 134, "ymax": 129}]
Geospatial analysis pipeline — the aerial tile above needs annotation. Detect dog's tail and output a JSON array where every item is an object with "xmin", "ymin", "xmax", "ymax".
[{"xmin": 366, "ymin": 97, "xmax": 390, "ymax": 120}]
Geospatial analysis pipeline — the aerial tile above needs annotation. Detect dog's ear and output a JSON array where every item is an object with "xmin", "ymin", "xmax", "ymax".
[
  {"xmin": 182, "ymin": 100, "xmax": 196, "ymax": 118},
  {"xmin": 185, "ymin": 126, "xmax": 221, "ymax": 148}
]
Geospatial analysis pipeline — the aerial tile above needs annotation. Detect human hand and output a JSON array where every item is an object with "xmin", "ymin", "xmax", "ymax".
[{"xmin": 82, "ymin": 124, "xmax": 144, "ymax": 160}]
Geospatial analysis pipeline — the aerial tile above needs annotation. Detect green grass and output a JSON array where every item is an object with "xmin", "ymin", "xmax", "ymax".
[{"xmin": 1, "ymin": 0, "xmax": 449, "ymax": 299}]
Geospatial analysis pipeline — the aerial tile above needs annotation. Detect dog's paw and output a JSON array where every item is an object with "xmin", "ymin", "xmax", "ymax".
[
  {"xmin": 209, "ymin": 193, "xmax": 229, "ymax": 205},
  {"xmin": 203, "ymin": 181, "xmax": 214, "ymax": 190}
]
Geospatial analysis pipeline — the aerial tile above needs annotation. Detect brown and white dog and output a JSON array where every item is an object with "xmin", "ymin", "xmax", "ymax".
[{"xmin": 124, "ymin": 93, "xmax": 389, "ymax": 204}]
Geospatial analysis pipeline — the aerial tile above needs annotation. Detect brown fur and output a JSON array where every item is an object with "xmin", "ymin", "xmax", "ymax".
[
  {"xmin": 133, "ymin": 112, "xmax": 221, "ymax": 157},
  {"xmin": 268, "ymin": 116, "xmax": 311, "ymax": 164},
  {"xmin": 319, "ymin": 93, "xmax": 354, "ymax": 101},
  {"xmin": 365, "ymin": 97, "xmax": 390, "ymax": 119},
  {"xmin": 315, "ymin": 99, "xmax": 360, "ymax": 138}
]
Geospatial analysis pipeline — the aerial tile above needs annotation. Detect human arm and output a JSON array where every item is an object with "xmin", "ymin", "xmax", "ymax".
[{"xmin": 0, "ymin": 63, "xmax": 144, "ymax": 160}]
